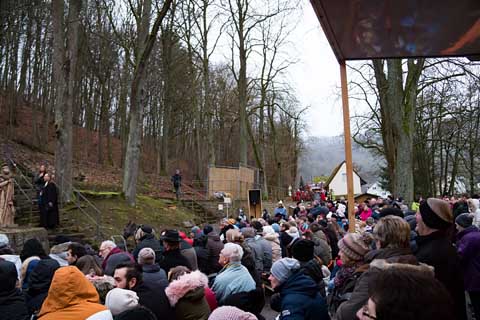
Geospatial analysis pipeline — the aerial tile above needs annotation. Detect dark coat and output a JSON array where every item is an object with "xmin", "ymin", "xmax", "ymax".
[
  {"xmin": 25, "ymin": 259, "xmax": 60, "ymax": 315},
  {"xmin": 171, "ymin": 174, "xmax": 182, "ymax": 188},
  {"xmin": 221, "ymin": 286, "xmax": 266, "ymax": 319},
  {"xmin": 336, "ymin": 248, "xmax": 417, "ymax": 320},
  {"xmin": 39, "ymin": 182, "xmax": 59, "ymax": 229},
  {"xmin": 0, "ymin": 261, "xmax": 29, "ymax": 320},
  {"xmin": 103, "ymin": 247, "xmax": 135, "ymax": 276},
  {"xmin": 271, "ymin": 270, "xmax": 329, "ymax": 320},
  {"xmin": 134, "ymin": 281, "xmax": 175, "ymax": 320},
  {"xmin": 456, "ymin": 226, "xmax": 480, "ymax": 292},
  {"xmin": 180, "ymin": 240, "xmax": 198, "ymax": 271},
  {"xmin": 132, "ymin": 234, "xmax": 162, "ymax": 263},
  {"xmin": 159, "ymin": 248, "xmax": 192, "ymax": 273},
  {"xmin": 416, "ymin": 231, "xmax": 467, "ymax": 320},
  {"xmin": 206, "ymin": 233, "xmax": 223, "ymax": 274},
  {"xmin": 194, "ymin": 245, "xmax": 209, "ymax": 275},
  {"xmin": 142, "ymin": 263, "xmax": 168, "ymax": 289}
]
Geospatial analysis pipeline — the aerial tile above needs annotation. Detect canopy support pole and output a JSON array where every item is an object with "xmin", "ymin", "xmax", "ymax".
[{"xmin": 339, "ymin": 62, "xmax": 355, "ymax": 233}]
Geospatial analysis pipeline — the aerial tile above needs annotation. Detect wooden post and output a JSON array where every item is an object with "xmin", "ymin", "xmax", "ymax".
[{"xmin": 340, "ymin": 62, "xmax": 356, "ymax": 233}]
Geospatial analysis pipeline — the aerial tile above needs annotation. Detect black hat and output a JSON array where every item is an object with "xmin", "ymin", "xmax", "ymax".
[
  {"xmin": 455, "ymin": 213, "xmax": 473, "ymax": 228},
  {"xmin": 251, "ymin": 221, "xmax": 263, "ymax": 232},
  {"xmin": 140, "ymin": 225, "xmax": 153, "ymax": 234},
  {"xmin": 203, "ymin": 225, "xmax": 213, "ymax": 235},
  {"xmin": 379, "ymin": 207, "xmax": 404, "ymax": 219},
  {"xmin": 291, "ymin": 239, "xmax": 315, "ymax": 262},
  {"xmin": 160, "ymin": 230, "xmax": 181, "ymax": 242}
]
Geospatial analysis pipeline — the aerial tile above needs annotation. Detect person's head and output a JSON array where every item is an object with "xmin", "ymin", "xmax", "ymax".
[
  {"xmin": 338, "ymin": 232, "xmax": 373, "ymax": 266},
  {"xmin": 44, "ymin": 173, "xmax": 51, "ymax": 182},
  {"xmin": 20, "ymin": 238, "xmax": 47, "ymax": 261},
  {"xmin": 39, "ymin": 164, "xmax": 46, "ymax": 173},
  {"xmin": 168, "ymin": 265, "xmax": 190, "ymax": 282},
  {"xmin": 467, "ymin": 198, "xmax": 479, "ymax": 213},
  {"xmin": 203, "ymin": 225, "xmax": 213, "ymax": 235},
  {"xmin": 291, "ymin": 239, "xmax": 315, "ymax": 263},
  {"xmin": 161, "ymin": 230, "xmax": 181, "ymax": 250},
  {"xmin": 226, "ymin": 228, "xmax": 244, "ymax": 243},
  {"xmin": 241, "ymin": 227, "xmax": 256, "ymax": 239},
  {"xmin": 373, "ymin": 216, "xmax": 411, "ymax": 249},
  {"xmin": 76, "ymin": 255, "xmax": 103, "ymax": 276},
  {"xmin": 175, "ymin": 169, "xmax": 180, "ymax": 175},
  {"xmin": 455, "ymin": 213, "xmax": 474, "ymax": 233},
  {"xmin": 208, "ymin": 306, "xmax": 257, "ymax": 320},
  {"xmin": 67, "ymin": 242, "xmax": 87, "ymax": 265},
  {"xmin": 134, "ymin": 225, "xmax": 154, "ymax": 243},
  {"xmin": 0, "ymin": 260, "xmax": 18, "ymax": 294},
  {"xmin": 99, "ymin": 240, "xmax": 117, "ymax": 259},
  {"xmin": 278, "ymin": 200, "xmax": 284, "ymax": 208},
  {"xmin": 114, "ymin": 262, "xmax": 142, "ymax": 290},
  {"xmin": 0, "ymin": 234, "xmax": 13, "ymax": 255},
  {"xmin": 219, "ymin": 243, "xmax": 243, "ymax": 266},
  {"xmin": 416, "ymin": 198, "xmax": 453, "ymax": 236},
  {"xmin": 268, "ymin": 258, "xmax": 300, "ymax": 289},
  {"xmin": 137, "ymin": 247, "xmax": 155, "ymax": 265},
  {"xmin": 357, "ymin": 263, "xmax": 454, "ymax": 320},
  {"xmin": 105, "ymin": 288, "xmax": 139, "ymax": 316}
]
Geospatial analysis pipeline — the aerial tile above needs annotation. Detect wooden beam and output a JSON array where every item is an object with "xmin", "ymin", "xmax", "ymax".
[{"xmin": 339, "ymin": 62, "xmax": 355, "ymax": 233}]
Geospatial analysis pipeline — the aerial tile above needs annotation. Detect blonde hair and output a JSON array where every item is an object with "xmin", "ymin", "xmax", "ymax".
[{"xmin": 373, "ymin": 216, "xmax": 411, "ymax": 249}]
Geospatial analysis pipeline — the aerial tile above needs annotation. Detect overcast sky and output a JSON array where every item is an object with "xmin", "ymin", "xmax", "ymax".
[{"xmin": 288, "ymin": 3, "xmax": 346, "ymax": 137}]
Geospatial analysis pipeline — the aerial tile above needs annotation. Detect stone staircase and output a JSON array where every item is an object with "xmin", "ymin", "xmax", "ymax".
[{"xmin": 180, "ymin": 199, "xmax": 224, "ymax": 225}]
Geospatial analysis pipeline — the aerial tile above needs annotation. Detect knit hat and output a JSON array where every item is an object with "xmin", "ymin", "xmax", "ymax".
[
  {"xmin": 271, "ymin": 223, "xmax": 280, "ymax": 233},
  {"xmin": 262, "ymin": 226, "xmax": 275, "ymax": 235},
  {"xmin": 208, "ymin": 306, "xmax": 257, "ymax": 320},
  {"xmin": 338, "ymin": 233, "xmax": 372, "ymax": 262},
  {"xmin": 455, "ymin": 213, "xmax": 474, "ymax": 228},
  {"xmin": 203, "ymin": 225, "xmax": 213, "ymax": 235},
  {"xmin": 105, "ymin": 288, "xmax": 139, "ymax": 316},
  {"xmin": 138, "ymin": 247, "xmax": 155, "ymax": 265},
  {"xmin": 270, "ymin": 258, "xmax": 300, "ymax": 285},
  {"xmin": 0, "ymin": 234, "xmax": 9, "ymax": 249},
  {"xmin": 379, "ymin": 207, "xmax": 404, "ymax": 219},
  {"xmin": 419, "ymin": 198, "xmax": 453, "ymax": 230},
  {"xmin": 291, "ymin": 239, "xmax": 315, "ymax": 262}
]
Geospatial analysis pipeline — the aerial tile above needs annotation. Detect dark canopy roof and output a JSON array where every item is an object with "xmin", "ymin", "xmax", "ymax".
[{"xmin": 310, "ymin": 0, "xmax": 480, "ymax": 62}]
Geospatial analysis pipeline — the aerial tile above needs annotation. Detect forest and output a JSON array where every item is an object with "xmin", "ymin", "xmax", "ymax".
[{"xmin": 0, "ymin": 0, "xmax": 304, "ymax": 205}]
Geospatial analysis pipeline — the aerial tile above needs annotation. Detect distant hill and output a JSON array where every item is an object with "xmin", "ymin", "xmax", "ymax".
[{"xmin": 298, "ymin": 135, "xmax": 383, "ymax": 185}]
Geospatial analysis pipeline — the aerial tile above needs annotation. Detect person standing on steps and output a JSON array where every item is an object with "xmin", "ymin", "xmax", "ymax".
[
  {"xmin": 39, "ymin": 173, "xmax": 59, "ymax": 230},
  {"xmin": 171, "ymin": 169, "xmax": 182, "ymax": 201},
  {"xmin": 34, "ymin": 164, "xmax": 47, "ymax": 200}
]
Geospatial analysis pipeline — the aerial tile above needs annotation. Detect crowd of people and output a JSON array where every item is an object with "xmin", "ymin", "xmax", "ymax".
[{"xmin": 0, "ymin": 194, "xmax": 479, "ymax": 320}]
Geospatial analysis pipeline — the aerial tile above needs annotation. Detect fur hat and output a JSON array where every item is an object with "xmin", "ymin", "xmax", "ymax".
[
  {"xmin": 208, "ymin": 306, "xmax": 257, "ymax": 320},
  {"xmin": 455, "ymin": 213, "xmax": 474, "ymax": 228},
  {"xmin": 138, "ymin": 248, "xmax": 155, "ymax": 265},
  {"xmin": 291, "ymin": 239, "xmax": 315, "ymax": 262},
  {"xmin": 338, "ymin": 233, "xmax": 372, "ymax": 262},
  {"xmin": 271, "ymin": 258, "xmax": 300, "ymax": 285},
  {"xmin": 105, "ymin": 288, "xmax": 139, "ymax": 316},
  {"xmin": 420, "ymin": 198, "xmax": 453, "ymax": 230}
]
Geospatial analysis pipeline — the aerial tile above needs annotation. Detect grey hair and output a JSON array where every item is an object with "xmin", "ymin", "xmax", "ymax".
[
  {"xmin": 221, "ymin": 243, "xmax": 244, "ymax": 262},
  {"xmin": 101, "ymin": 240, "xmax": 116, "ymax": 249}
]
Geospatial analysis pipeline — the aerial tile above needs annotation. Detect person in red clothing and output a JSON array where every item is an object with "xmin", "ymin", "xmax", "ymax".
[{"xmin": 99, "ymin": 240, "xmax": 134, "ymax": 276}]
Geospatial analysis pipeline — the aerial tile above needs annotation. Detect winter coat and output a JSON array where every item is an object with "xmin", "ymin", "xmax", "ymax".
[
  {"xmin": 194, "ymin": 245, "xmax": 209, "ymax": 275},
  {"xmin": 239, "ymin": 242, "xmax": 262, "ymax": 287},
  {"xmin": 133, "ymin": 281, "xmax": 175, "ymax": 320},
  {"xmin": 204, "ymin": 287, "xmax": 217, "ymax": 311},
  {"xmin": 221, "ymin": 286, "xmax": 266, "ymax": 319},
  {"xmin": 274, "ymin": 207, "xmax": 287, "ymax": 219},
  {"xmin": 264, "ymin": 233, "xmax": 282, "ymax": 263},
  {"xmin": 415, "ymin": 231, "xmax": 467, "ymax": 320},
  {"xmin": 142, "ymin": 263, "xmax": 168, "ymax": 289},
  {"xmin": 206, "ymin": 233, "xmax": 224, "ymax": 274},
  {"xmin": 310, "ymin": 230, "xmax": 332, "ymax": 265},
  {"xmin": 132, "ymin": 234, "xmax": 162, "ymax": 263},
  {"xmin": 211, "ymin": 262, "xmax": 256, "ymax": 304},
  {"xmin": 473, "ymin": 209, "xmax": 480, "ymax": 228},
  {"xmin": 271, "ymin": 270, "xmax": 329, "ymax": 320},
  {"xmin": 181, "ymin": 240, "xmax": 198, "ymax": 271},
  {"xmin": 159, "ymin": 248, "xmax": 192, "ymax": 273},
  {"xmin": 39, "ymin": 182, "xmax": 59, "ymax": 229},
  {"xmin": 279, "ymin": 232, "xmax": 294, "ymax": 258},
  {"xmin": 327, "ymin": 264, "xmax": 367, "ymax": 314},
  {"xmin": 103, "ymin": 248, "xmax": 135, "ymax": 276},
  {"xmin": 245, "ymin": 237, "xmax": 268, "ymax": 273},
  {"xmin": 0, "ymin": 260, "xmax": 29, "ymax": 320},
  {"xmin": 456, "ymin": 226, "xmax": 480, "ymax": 292},
  {"xmin": 299, "ymin": 257, "xmax": 328, "ymax": 297},
  {"xmin": 256, "ymin": 235, "xmax": 273, "ymax": 272},
  {"xmin": 38, "ymin": 266, "xmax": 112, "ymax": 320},
  {"xmin": 336, "ymin": 248, "xmax": 418, "ymax": 320},
  {"xmin": 25, "ymin": 259, "xmax": 60, "ymax": 315},
  {"xmin": 165, "ymin": 270, "xmax": 211, "ymax": 320}
]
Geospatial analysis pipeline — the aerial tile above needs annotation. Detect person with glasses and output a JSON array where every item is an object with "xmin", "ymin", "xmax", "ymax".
[
  {"xmin": 356, "ymin": 261, "xmax": 454, "ymax": 320},
  {"xmin": 336, "ymin": 216, "xmax": 417, "ymax": 320}
]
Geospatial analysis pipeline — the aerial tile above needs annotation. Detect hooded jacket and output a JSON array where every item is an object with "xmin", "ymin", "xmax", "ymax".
[
  {"xmin": 206, "ymin": 233, "xmax": 224, "ymax": 274},
  {"xmin": 0, "ymin": 260, "xmax": 29, "ymax": 320},
  {"xmin": 132, "ymin": 233, "xmax": 162, "ymax": 263},
  {"xmin": 264, "ymin": 233, "xmax": 282, "ymax": 263},
  {"xmin": 25, "ymin": 259, "xmax": 60, "ymax": 315},
  {"xmin": 456, "ymin": 226, "xmax": 480, "ymax": 292},
  {"xmin": 335, "ymin": 247, "xmax": 417, "ymax": 320},
  {"xmin": 165, "ymin": 270, "xmax": 211, "ymax": 320},
  {"xmin": 273, "ymin": 270, "xmax": 329, "ymax": 320},
  {"xmin": 38, "ymin": 266, "xmax": 112, "ymax": 320}
]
